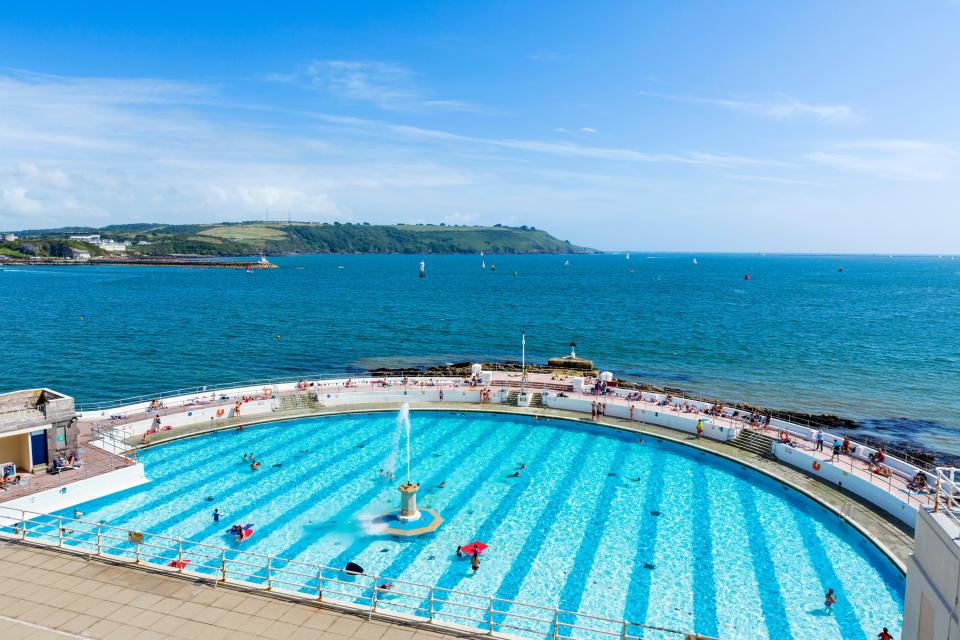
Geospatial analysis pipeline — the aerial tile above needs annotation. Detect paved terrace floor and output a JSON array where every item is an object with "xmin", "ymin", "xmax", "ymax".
[{"xmin": 0, "ymin": 541, "xmax": 460, "ymax": 640}]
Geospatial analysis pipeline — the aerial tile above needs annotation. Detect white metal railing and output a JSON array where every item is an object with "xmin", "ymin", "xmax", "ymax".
[
  {"xmin": 934, "ymin": 467, "xmax": 960, "ymax": 533},
  {"xmin": 0, "ymin": 505, "xmax": 698, "ymax": 640}
]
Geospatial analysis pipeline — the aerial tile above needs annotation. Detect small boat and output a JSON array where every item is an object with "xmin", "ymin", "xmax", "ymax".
[
  {"xmin": 491, "ymin": 263, "xmax": 495, "ymax": 272},
  {"xmin": 563, "ymin": 260, "xmax": 570, "ymax": 267},
  {"xmin": 419, "ymin": 261, "xmax": 425, "ymax": 278},
  {"xmin": 692, "ymin": 258, "xmax": 698, "ymax": 265}
]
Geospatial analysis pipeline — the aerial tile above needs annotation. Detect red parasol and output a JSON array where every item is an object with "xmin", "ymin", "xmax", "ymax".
[{"xmin": 461, "ymin": 541, "xmax": 488, "ymax": 555}]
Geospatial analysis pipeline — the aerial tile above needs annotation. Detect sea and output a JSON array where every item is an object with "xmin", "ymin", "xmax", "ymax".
[{"xmin": 2, "ymin": 253, "xmax": 958, "ymax": 459}]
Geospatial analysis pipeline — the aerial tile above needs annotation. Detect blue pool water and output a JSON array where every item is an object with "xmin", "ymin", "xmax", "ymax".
[
  {"xmin": 51, "ymin": 412, "xmax": 902, "ymax": 639},
  {"xmin": 1, "ymin": 253, "xmax": 958, "ymax": 458}
]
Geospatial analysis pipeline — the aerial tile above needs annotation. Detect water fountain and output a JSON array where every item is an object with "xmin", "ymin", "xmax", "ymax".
[{"xmin": 376, "ymin": 403, "xmax": 443, "ymax": 536}]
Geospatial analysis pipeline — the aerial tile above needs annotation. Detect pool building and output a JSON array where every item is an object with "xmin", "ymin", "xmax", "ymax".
[{"xmin": 0, "ymin": 388, "xmax": 77, "ymax": 475}]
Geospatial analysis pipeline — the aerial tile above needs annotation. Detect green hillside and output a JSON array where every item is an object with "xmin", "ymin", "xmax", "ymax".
[{"xmin": 9, "ymin": 222, "xmax": 597, "ymax": 255}]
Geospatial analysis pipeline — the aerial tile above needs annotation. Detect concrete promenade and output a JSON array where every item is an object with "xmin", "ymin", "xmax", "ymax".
[{"xmin": 0, "ymin": 541, "xmax": 457, "ymax": 640}]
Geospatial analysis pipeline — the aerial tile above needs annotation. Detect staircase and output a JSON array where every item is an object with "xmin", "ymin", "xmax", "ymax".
[
  {"xmin": 504, "ymin": 391, "xmax": 544, "ymax": 408},
  {"xmin": 277, "ymin": 393, "xmax": 321, "ymax": 413},
  {"xmin": 729, "ymin": 430, "xmax": 776, "ymax": 457}
]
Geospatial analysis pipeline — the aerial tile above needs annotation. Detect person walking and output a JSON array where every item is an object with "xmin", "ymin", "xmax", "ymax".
[
  {"xmin": 696, "ymin": 419, "xmax": 704, "ymax": 440},
  {"xmin": 815, "ymin": 430, "xmax": 824, "ymax": 452}
]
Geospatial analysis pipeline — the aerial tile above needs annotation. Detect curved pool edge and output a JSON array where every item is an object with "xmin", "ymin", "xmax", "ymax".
[{"xmin": 132, "ymin": 401, "xmax": 911, "ymax": 575}]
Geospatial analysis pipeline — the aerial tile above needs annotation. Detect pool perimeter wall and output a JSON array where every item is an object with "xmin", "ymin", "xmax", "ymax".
[{"xmin": 77, "ymin": 375, "xmax": 927, "ymax": 531}]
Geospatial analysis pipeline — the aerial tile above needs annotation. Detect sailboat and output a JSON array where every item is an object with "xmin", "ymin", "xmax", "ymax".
[
  {"xmin": 626, "ymin": 253, "xmax": 630, "ymax": 260},
  {"xmin": 563, "ymin": 260, "xmax": 570, "ymax": 267},
  {"xmin": 692, "ymin": 258, "xmax": 698, "ymax": 265},
  {"xmin": 482, "ymin": 259, "xmax": 486, "ymax": 269}
]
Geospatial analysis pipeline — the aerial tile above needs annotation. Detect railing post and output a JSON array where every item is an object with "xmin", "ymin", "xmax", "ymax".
[
  {"xmin": 487, "ymin": 597, "xmax": 494, "ymax": 634},
  {"xmin": 57, "ymin": 516, "xmax": 63, "ymax": 547},
  {"xmin": 621, "ymin": 619, "xmax": 627, "ymax": 640},
  {"xmin": 317, "ymin": 567, "xmax": 324, "ymax": 601},
  {"xmin": 371, "ymin": 575, "xmax": 378, "ymax": 611},
  {"xmin": 553, "ymin": 609, "xmax": 559, "ymax": 640},
  {"xmin": 96, "ymin": 524, "xmax": 102, "ymax": 556},
  {"xmin": 266, "ymin": 557, "xmax": 272, "ymax": 590},
  {"xmin": 220, "ymin": 548, "xmax": 227, "ymax": 582},
  {"xmin": 177, "ymin": 540, "xmax": 184, "ymax": 573},
  {"xmin": 428, "ymin": 587, "xmax": 434, "ymax": 622}
]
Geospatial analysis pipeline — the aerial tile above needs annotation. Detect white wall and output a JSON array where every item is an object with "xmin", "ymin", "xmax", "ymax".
[
  {"xmin": 902, "ymin": 508, "xmax": 960, "ymax": 640},
  {"xmin": 542, "ymin": 393, "xmax": 739, "ymax": 442},
  {"xmin": 1, "ymin": 463, "xmax": 147, "ymax": 521},
  {"xmin": 122, "ymin": 398, "xmax": 276, "ymax": 437},
  {"xmin": 772, "ymin": 444, "xmax": 918, "ymax": 527}
]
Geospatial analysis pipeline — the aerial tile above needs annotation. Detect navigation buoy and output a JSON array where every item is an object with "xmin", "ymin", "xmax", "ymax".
[
  {"xmin": 744, "ymin": 274, "xmax": 751, "ymax": 281},
  {"xmin": 491, "ymin": 263, "xmax": 495, "ymax": 271},
  {"xmin": 275, "ymin": 335, "xmax": 281, "ymax": 340}
]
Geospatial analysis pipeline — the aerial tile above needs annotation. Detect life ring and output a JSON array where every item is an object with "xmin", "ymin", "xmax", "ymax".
[
  {"xmin": 263, "ymin": 387, "xmax": 273, "ymax": 398},
  {"xmin": 812, "ymin": 461, "xmax": 822, "ymax": 471},
  {"xmin": 216, "ymin": 408, "xmax": 225, "ymax": 417}
]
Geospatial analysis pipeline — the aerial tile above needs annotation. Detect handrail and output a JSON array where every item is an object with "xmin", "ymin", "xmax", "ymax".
[
  {"xmin": 934, "ymin": 467, "xmax": 960, "ymax": 532},
  {"xmin": 0, "ymin": 504, "xmax": 696, "ymax": 640}
]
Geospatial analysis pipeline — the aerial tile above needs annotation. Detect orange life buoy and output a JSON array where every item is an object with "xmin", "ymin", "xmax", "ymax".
[
  {"xmin": 216, "ymin": 408, "xmax": 225, "ymax": 417},
  {"xmin": 263, "ymin": 387, "xmax": 273, "ymax": 398},
  {"xmin": 812, "ymin": 461, "xmax": 821, "ymax": 471}
]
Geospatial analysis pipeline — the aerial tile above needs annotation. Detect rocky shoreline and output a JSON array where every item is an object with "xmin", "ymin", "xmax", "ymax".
[{"xmin": 367, "ymin": 359, "xmax": 948, "ymax": 467}]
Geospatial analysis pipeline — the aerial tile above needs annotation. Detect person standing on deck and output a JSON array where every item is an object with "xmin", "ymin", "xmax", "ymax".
[
  {"xmin": 696, "ymin": 419, "xmax": 704, "ymax": 440},
  {"xmin": 815, "ymin": 430, "xmax": 824, "ymax": 451}
]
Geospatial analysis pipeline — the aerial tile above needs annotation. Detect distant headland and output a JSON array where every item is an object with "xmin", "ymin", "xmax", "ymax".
[{"xmin": 0, "ymin": 221, "xmax": 598, "ymax": 261}]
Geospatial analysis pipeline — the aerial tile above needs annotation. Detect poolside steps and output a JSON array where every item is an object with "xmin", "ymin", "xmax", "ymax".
[
  {"xmin": 729, "ymin": 430, "xmax": 776, "ymax": 458},
  {"xmin": 277, "ymin": 393, "xmax": 321, "ymax": 413},
  {"xmin": 504, "ymin": 391, "xmax": 544, "ymax": 407}
]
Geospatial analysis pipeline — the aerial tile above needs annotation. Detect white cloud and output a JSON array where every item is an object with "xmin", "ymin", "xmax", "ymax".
[
  {"xmin": 269, "ymin": 60, "xmax": 489, "ymax": 113},
  {"xmin": 390, "ymin": 124, "xmax": 775, "ymax": 167},
  {"xmin": 806, "ymin": 140, "xmax": 959, "ymax": 181},
  {"xmin": 637, "ymin": 90, "xmax": 855, "ymax": 123}
]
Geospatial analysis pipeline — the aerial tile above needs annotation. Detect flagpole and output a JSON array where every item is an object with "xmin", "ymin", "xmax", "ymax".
[{"xmin": 521, "ymin": 330, "xmax": 526, "ymax": 394}]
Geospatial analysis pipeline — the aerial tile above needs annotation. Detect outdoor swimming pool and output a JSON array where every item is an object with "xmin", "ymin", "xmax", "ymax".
[{"xmin": 48, "ymin": 412, "xmax": 903, "ymax": 639}]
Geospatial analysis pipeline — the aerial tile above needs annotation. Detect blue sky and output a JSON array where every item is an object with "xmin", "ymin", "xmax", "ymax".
[{"xmin": 0, "ymin": 1, "xmax": 958, "ymax": 251}]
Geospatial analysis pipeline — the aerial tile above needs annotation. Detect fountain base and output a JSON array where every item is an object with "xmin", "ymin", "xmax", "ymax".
[{"xmin": 375, "ymin": 507, "xmax": 444, "ymax": 537}]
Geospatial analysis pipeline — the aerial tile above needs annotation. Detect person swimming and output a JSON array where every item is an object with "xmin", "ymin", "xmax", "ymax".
[
  {"xmin": 456, "ymin": 545, "xmax": 464, "ymax": 558},
  {"xmin": 508, "ymin": 471, "xmax": 521, "ymax": 478},
  {"xmin": 437, "ymin": 480, "xmax": 446, "ymax": 488},
  {"xmin": 471, "ymin": 551, "xmax": 481, "ymax": 571}
]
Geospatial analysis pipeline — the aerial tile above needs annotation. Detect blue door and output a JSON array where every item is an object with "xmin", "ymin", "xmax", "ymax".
[{"xmin": 30, "ymin": 430, "xmax": 48, "ymax": 466}]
